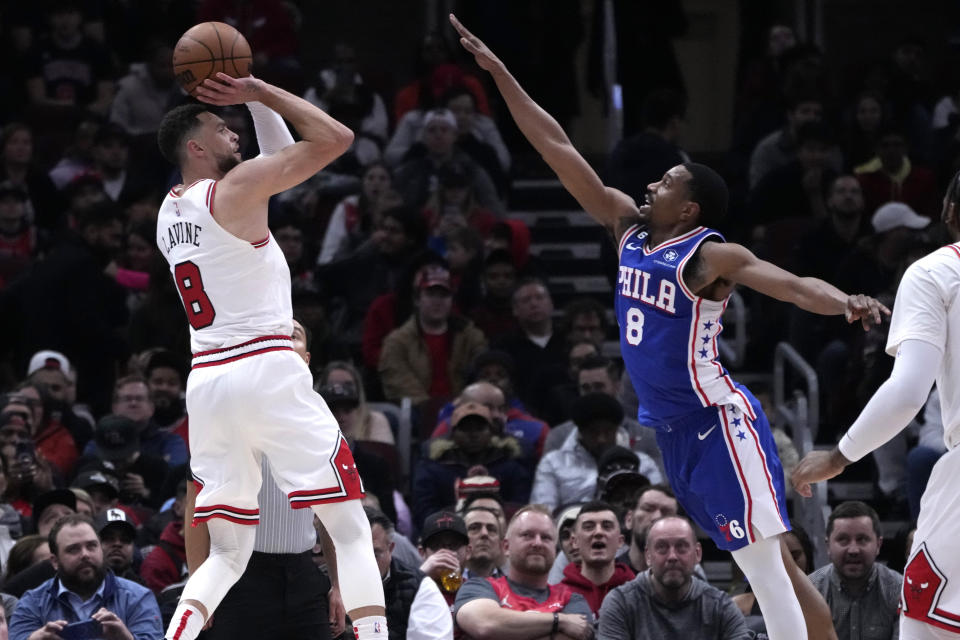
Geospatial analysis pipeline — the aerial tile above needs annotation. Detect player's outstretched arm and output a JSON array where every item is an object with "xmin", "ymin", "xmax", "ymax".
[
  {"xmin": 449, "ymin": 14, "xmax": 637, "ymax": 238},
  {"xmin": 692, "ymin": 242, "xmax": 890, "ymax": 329},
  {"xmin": 195, "ymin": 73, "xmax": 353, "ymax": 201}
]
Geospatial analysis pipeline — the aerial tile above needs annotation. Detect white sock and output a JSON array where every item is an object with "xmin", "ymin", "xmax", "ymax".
[
  {"xmin": 166, "ymin": 603, "xmax": 205, "ymax": 640},
  {"xmin": 352, "ymin": 615, "xmax": 388, "ymax": 639}
]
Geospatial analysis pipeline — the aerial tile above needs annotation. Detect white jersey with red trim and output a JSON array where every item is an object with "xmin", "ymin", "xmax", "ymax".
[
  {"xmin": 615, "ymin": 225, "xmax": 754, "ymax": 427},
  {"xmin": 886, "ymin": 243, "xmax": 960, "ymax": 450},
  {"xmin": 156, "ymin": 178, "xmax": 292, "ymax": 353}
]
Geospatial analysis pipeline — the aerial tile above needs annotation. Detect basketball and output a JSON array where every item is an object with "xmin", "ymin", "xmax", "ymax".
[{"xmin": 173, "ymin": 22, "xmax": 252, "ymax": 96}]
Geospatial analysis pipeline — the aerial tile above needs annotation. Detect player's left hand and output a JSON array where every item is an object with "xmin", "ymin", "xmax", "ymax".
[
  {"xmin": 195, "ymin": 72, "xmax": 265, "ymax": 106},
  {"xmin": 93, "ymin": 608, "xmax": 134, "ymax": 640},
  {"xmin": 844, "ymin": 294, "xmax": 890, "ymax": 330},
  {"xmin": 328, "ymin": 585, "xmax": 346, "ymax": 636},
  {"xmin": 449, "ymin": 14, "xmax": 504, "ymax": 74},
  {"xmin": 791, "ymin": 448, "xmax": 850, "ymax": 498}
]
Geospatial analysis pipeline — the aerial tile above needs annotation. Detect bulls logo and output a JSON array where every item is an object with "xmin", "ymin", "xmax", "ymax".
[{"xmin": 902, "ymin": 543, "xmax": 960, "ymax": 631}]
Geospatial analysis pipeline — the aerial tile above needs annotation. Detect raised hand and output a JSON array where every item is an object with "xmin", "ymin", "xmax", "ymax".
[
  {"xmin": 791, "ymin": 449, "xmax": 850, "ymax": 498},
  {"xmin": 449, "ymin": 14, "xmax": 504, "ymax": 73},
  {"xmin": 194, "ymin": 72, "xmax": 264, "ymax": 106},
  {"xmin": 844, "ymin": 293, "xmax": 890, "ymax": 330}
]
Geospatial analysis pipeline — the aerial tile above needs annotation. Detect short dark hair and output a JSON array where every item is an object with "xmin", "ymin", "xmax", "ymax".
[
  {"xmin": 570, "ymin": 392, "xmax": 624, "ymax": 430},
  {"xmin": 49, "ymin": 514, "xmax": 97, "ymax": 555},
  {"xmin": 785, "ymin": 524, "xmax": 815, "ymax": 573},
  {"xmin": 682, "ymin": 162, "xmax": 728, "ymax": 228},
  {"xmin": 512, "ymin": 276, "xmax": 550, "ymax": 301},
  {"xmin": 364, "ymin": 506, "xmax": 395, "ymax": 534},
  {"xmin": 576, "ymin": 500, "xmax": 619, "ymax": 526},
  {"xmin": 157, "ymin": 103, "xmax": 208, "ymax": 165},
  {"xmin": 73, "ymin": 201, "xmax": 122, "ymax": 233},
  {"xmin": 563, "ymin": 297, "xmax": 607, "ymax": 328},
  {"xmin": 484, "ymin": 249, "xmax": 515, "ymax": 270},
  {"xmin": 795, "ymin": 121, "xmax": 831, "ymax": 147},
  {"xmin": 826, "ymin": 500, "xmax": 881, "ymax": 538},
  {"xmin": 381, "ymin": 205, "xmax": 427, "ymax": 246},
  {"xmin": 576, "ymin": 355, "xmax": 617, "ymax": 378},
  {"xmin": 292, "ymin": 316, "xmax": 313, "ymax": 351},
  {"xmin": 631, "ymin": 483, "xmax": 676, "ymax": 509},
  {"xmin": 460, "ymin": 494, "xmax": 504, "ymax": 514}
]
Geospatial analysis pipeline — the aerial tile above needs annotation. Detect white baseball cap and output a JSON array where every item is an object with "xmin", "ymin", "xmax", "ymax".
[
  {"xmin": 422, "ymin": 108, "xmax": 457, "ymax": 130},
  {"xmin": 871, "ymin": 202, "xmax": 930, "ymax": 234},
  {"xmin": 27, "ymin": 350, "xmax": 72, "ymax": 378}
]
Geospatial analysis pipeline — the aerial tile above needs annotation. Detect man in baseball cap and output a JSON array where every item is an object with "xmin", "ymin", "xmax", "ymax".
[
  {"xmin": 418, "ymin": 511, "xmax": 469, "ymax": 601},
  {"xmin": 32, "ymin": 489, "xmax": 76, "ymax": 537},
  {"xmin": 72, "ymin": 469, "xmax": 121, "ymax": 516},
  {"xmin": 95, "ymin": 507, "xmax": 140, "ymax": 581},
  {"xmin": 870, "ymin": 201, "xmax": 931, "ymax": 234}
]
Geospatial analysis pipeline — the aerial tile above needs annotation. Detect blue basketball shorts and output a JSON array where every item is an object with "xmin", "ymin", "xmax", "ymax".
[{"xmin": 653, "ymin": 386, "xmax": 790, "ymax": 551}]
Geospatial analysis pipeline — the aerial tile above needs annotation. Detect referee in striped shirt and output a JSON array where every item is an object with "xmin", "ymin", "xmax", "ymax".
[{"xmin": 184, "ymin": 319, "xmax": 345, "ymax": 639}]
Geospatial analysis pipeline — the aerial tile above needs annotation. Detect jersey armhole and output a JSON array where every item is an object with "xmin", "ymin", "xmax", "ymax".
[
  {"xmin": 676, "ymin": 233, "xmax": 725, "ymax": 301},
  {"xmin": 617, "ymin": 224, "xmax": 642, "ymax": 258}
]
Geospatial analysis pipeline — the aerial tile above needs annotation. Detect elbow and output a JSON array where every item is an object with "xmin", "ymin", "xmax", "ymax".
[
  {"xmin": 335, "ymin": 125, "xmax": 355, "ymax": 152},
  {"xmin": 458, "ymin": 616, "xmax": 495, "ymax": 640}
]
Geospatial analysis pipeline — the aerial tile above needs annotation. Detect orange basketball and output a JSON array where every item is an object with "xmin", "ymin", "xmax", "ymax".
[{"xmin": 173, "ymin": 22, "xmax": 252, "ymax": 96}]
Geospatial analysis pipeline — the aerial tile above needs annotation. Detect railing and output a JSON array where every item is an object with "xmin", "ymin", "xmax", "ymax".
[{"xmin": 773, "ymin": 341, "xmax": 829, "ymax": 569}]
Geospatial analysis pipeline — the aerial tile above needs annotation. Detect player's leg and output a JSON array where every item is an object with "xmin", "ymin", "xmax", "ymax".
[
  {"xmin": 731, "ymin": 535, "xmax": 807, "ymax": 640},
  {"xmin": 167, "ymin": 519, "xmax": 257, "ymax": 640},
  {"xmin": 312, "ymin": 500, "xmax": 387, "ymax": 639},
  {"xmin": 778, "ymin": 534, "xmax": 838, "ymax": 640}
]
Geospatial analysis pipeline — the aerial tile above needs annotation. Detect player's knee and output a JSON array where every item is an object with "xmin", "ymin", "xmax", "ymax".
[{"xmin": 312, "ymin": 501, "xmax": 371, "ymax": 544}]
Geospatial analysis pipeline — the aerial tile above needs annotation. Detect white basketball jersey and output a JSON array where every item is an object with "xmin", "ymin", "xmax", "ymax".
[
  {"xmin": 886, "ymin": 243, "xmax": 960, "ymax": 450},
  {"xmin": 156, "ymin": 179, "xmax": 292, "ymax": 353}
]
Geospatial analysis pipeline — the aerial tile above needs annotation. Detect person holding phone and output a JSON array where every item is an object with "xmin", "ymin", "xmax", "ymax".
[{"xmin": 9, "ymin": 514, "xmax": 161, "ymax": 640}]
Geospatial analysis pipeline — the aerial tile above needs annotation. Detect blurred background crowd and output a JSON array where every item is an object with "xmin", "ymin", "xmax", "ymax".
[{"xmin": 0, "ymin": 0, "xmax": 954, "ymax": 638}]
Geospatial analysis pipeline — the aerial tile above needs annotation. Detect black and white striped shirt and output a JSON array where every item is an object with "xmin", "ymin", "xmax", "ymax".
[{"xmin": 255, "ymin": 458, "xmax": 316, "ymax": 554}]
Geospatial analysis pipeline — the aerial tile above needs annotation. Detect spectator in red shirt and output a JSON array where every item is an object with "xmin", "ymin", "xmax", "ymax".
[
  {"xmin": 855, "ymin": 126, "xmax": 938, "ymax": 217},
  {"xmin": 559, "ymin": 501, "xmax": 635, "ymax": 616}
]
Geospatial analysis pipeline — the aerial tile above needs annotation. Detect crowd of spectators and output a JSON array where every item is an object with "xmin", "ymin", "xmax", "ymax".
[{"xmin": 0, "ymin": 1, "xmax": 952, "ymax": 638}]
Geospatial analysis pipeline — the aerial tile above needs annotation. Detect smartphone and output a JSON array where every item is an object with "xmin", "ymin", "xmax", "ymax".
[
  {"xmin": 59, "ymin": 619, "xmax": 103, "ymax": 640},
  {"xmin": 14, "ymin": 441, "xmax": 34, "ymax": 465}
]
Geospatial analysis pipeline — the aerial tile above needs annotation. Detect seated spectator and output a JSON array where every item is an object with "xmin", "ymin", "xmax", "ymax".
[
  {"xmin": 547, "ymin": 505, "xmax": 583, "ymax": 586},
  {"xmin": 379, "ymin": 264, "xmax": 487, "ymax": 405},
  {"xmin": 559, "ymin": 501, "xmax": 634, "ymax": 616},
  {"xmin": 0, "ymin": 408, "xmax": 55, "ymax": 520},
  {"xmin": 809, "ymin": 501, "xmax": 902, "ymax": 640},
  {"xmin": 458, "ymin": 493, "xmax": 507, "ymax": 535},
  {"xmin": 592, "ymin": 447, "xmax": 656, "ymax": 517},
  {"xmin": 749, "ymin": 93, "xmax": 841, "ymax": 188},
  {"xmin": 531, "ymin": 393, "xmax": 661, "ymax": 513},
  {"xmin": 143, "ymin": 350, "xmax": 189, "ymax": 447},
  {"xmin": 542, "ymin": 340, "xmax": 601, "ymax": 423},
  {"xmin": 3, "ymin": 535, "xmax": 50, "ymax": 587},
  {"xmin": 2, "ymin": 491, "xmax": 77, "ymax": 598},
  {"xmin": 393, "ymin": 109, "xmax": 503, "ymax": 214},
  {"xmin": 94, "ymin": 508, "xmax": 141, "ymax": 585},
  {"xmin": 304, "ymin": 42, "xmax": 389, "ymax": 146},
  {"xmin": 444, "ymin": 226, "xmax": 485, "ymax": 313},
  {"xmin": 462, "ymin": 505, "xmax": 505, "ymax": 580},
  {"xmin": 495, "ymin": 278, "xmax": 570, "ymax": 419},
  {"xmin": 0, "ymin": 182, "xmax": 37, "ymax": 287},
  {"xmin": 607, "ymin": 88, "xmax": 689, "ymax": 207},
  {"xmin": 615, "ymin": 485, "xmax": 679, "ymax": 574},
  {"xmin": 748, "ymin": 121, "xmax": 837, "ymax": 227},
  {"xmin": 393, "ymin": 32, "xmax": 491, "ymax": 122},
  {"xmin": 9, "ymin": 514, "xmax": 161, "ymax": 640},
  {"xmin": 91, "ymin": 124, "xmax": 149, "ymax": 208},
  {"xmin": 92, "ymin": 376, "xmax": 187, "ymax": 467},
  {"xmin": 467, "ymin": 250, "xmax": 519, "ymax": 343},
  {"xmin": 412, "ymin": 402, "xmax": 531, "ymax": 528},
  {"xmin": 424, "ymin": 163, "xmax": 497, "ymax": 246},
  {"xmin": 71, "ymin": 469, "xmax": 121, "ymax": 517},
  {"xmin": 6, "ymin": 387, "xmax": 76, "ymax": 479},
  {"xmin": 563, "ymin": 298, "xmax": 609, "ymax": 348},
  {"xmin": 454, "ymin": 505, "xmax": 593, "ymax": 639},
  {"xmin": 317, "ymin": 161, "xmax": 392, "ymax": 266},
  {"xmin": 0, "ymin": 123, "xmax": 65, "ymax": 234},
  {"xmin": 431, "ymin": 381, "xmax": 549, "ymax": 465},
  {"xmin": 47, "ymin": 120, "xmax": 99, "ymax": 191},
  {"xmin": 271, "ymin": 215, "xmax": 317, "ymax": 294},
  {"xmin": 842, "ymin": 91, "xmax": 888, "ymax": 168},
  {"xmin": 598, "ymin": 516, "xmax": 751, "ymax": 639},
  {"xmin": 25, "ymin": 350, "xmax": 93, "ymax": 449},
  {"xmin": 317, "ymin": 361, "xmax": 394, "ymax": 444},
  {"xmin": 76, "ymin": 415, "xmax": 170, "ymax": 511},
  {"xmin": 366, "ymin": 507, "xmax": 453, "ymax": 640},
  {"xmin": 319, "ymin": 205, "xmax": 426, "ymax": 345},
  {"xmin": 109, "ymin": 40, "xmax": 180, "ymax": 137},
  {"xmin": 418, "ymin": 510, "xmax": 470, "ymax": 610},
  {"xmin": 25, "ymin": 1, "xmax": 115, "ymax": 117},
  {"xmin": 855, "ymin": 126, "xmax": 938, "ymax": 217},
  {"xmin": 543, "ymin": 357, "xmax": 664, "ymax": 480},
  {"xmin": 486, "ymin": 219, "xmax": 534, "ymax": 275}
]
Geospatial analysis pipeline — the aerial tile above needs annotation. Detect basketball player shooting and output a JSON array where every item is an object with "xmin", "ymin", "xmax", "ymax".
[
  {"xmin": 155, "ymin": 73, "xmax": 386, "ymax": 639},
  {"xmin": 449, "ymin": 13, "xmax": 887, "ymax": 640}
]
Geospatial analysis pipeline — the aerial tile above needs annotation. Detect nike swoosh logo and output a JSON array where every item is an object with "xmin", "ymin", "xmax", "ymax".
[
  {"xmin": 698, "ymin": 425, "xmax": 717, "ymax": 440},
  {"xmin": 626, "ymin": 243, "xmax": 641, "ymax": 250}
]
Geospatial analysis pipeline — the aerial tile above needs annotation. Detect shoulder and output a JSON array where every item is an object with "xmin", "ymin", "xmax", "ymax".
[
  {"xmin": 807, "ymin": 564, "xmax": 833, "ymax": 588},
  {"xmin": 17, "ymin": 579, "xmax": 54, "ymax": 605}
]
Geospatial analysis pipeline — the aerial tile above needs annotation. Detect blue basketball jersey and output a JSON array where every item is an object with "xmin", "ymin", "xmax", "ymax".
[{"xmin": 615, "ymin": 225, "xmax": 755, "ymax": 428}]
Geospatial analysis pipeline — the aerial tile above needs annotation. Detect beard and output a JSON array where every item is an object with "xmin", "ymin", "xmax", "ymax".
[
  {"xmin": 60, "ymin": 561, "xmax": 106, "ymax": 597},
  {"xmin": 217, "ymin": 151, "xmax": 241, "ymax": 174}
]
